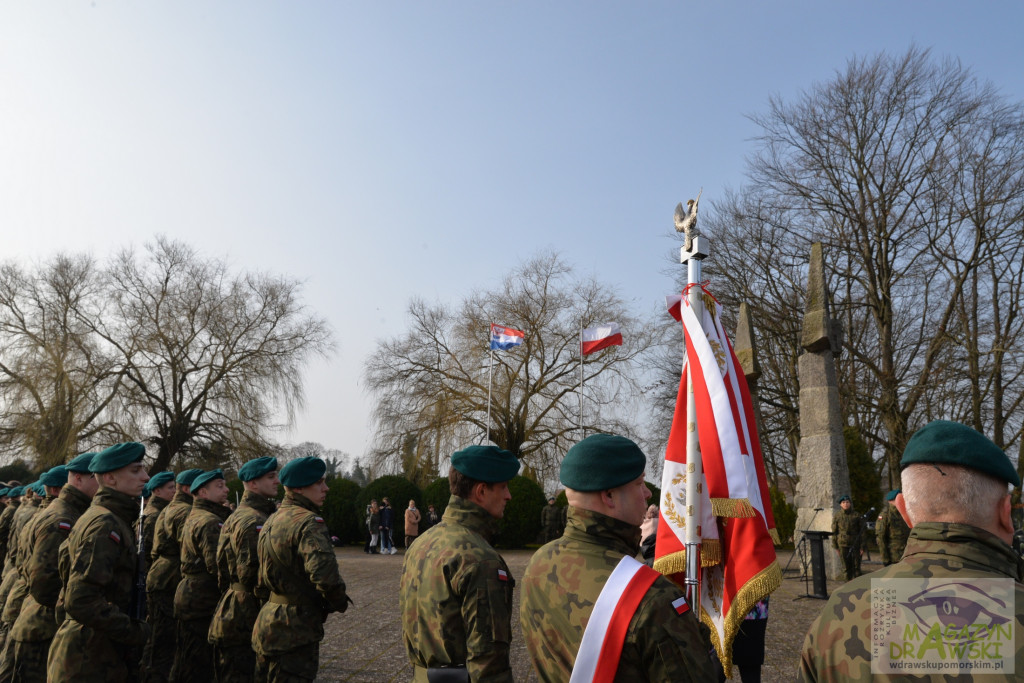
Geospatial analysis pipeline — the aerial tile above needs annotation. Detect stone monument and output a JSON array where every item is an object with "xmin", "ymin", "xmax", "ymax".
[{"xmin": 793, "ymin": 242, "xmax": 851, "ymax": 581}]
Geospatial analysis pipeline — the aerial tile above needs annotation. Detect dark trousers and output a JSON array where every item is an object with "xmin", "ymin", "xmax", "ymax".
[
  {"xmin": 142, "ymin": 590, "xmax": 175, "ymax": 683},
  {"xmin": 214, "ymin": 643, "xmax": 256, "ymax": 683},
  {"xmin": 171, "ymin": 617, "xmax": 214, "ymax": 683},
  {"xmin": 254, "ymin": 642, "xmax": 319, "ymax": 682},
  {"xmin": 839, "ymin": 545, "xmax": 859, "ymax": 581}
]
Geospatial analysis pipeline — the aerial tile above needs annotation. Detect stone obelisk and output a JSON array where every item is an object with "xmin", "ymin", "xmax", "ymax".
[{"xmin": 793, "ymin": 242, "xmax": 851, "ymax": 580}]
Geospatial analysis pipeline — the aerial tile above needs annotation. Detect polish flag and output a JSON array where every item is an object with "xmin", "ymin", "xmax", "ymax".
[{"xmin": 581, "ymin": 323, "xmax": 623, "ymax": 355}]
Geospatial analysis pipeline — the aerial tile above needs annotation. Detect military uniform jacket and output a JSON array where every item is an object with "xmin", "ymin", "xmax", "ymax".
[
  {"xmin": 209, "ymin": 490, "xmax": 276, "ymax": 647},
  {"xmin": 800, "ymin": 522, "xmax": 1024, "ymax": 681},
  {"xmin": 173, "ymin": 497, "xmax": 232, "ymax": 621},
  {"xmin": 2, "ymin": 497, "xmax": 47, "ymax": 624},
  {"xmin": 520, "ymin": 506, "xmax": 714, "ymax": 683},
  {"xmin": 399, "ymin": 495, "xmax": 515, "ymax": 683},
  {"xmin": 145, "ymin": 490, "xmax": 193, "ymax": 593},
  {"xmin": 0, "ymin": 500, "xmax": 20, "ymax": 573},
  {"xmin": 142, "ymin": 495, "xmax": 170, "ymax": 563},
  {"xmin": 876, "ymin": 503, "xmax": 911, "ymax": 565},
  {"xmin": 541, "ymin": 504, "xmax": 561, "ymax": 531},
  {"xmin": 251, "ymin": 490, "xmax": 348, "ymax": 656},
  {"xmin": 47, "ymin": 488, "xmax": 147, "ymax": 680},
  {"xmin": 831, "ymin": 507, "xmax": 864, "ymax": 549},
  {"xmin": 10, "ymin": 485, "xmax": 92, "ymax": 642}
]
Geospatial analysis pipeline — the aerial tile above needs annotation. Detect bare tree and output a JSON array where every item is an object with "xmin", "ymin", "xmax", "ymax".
[
  {"xmin": 364, "ymin": 252, "xmax": 662, "ymax": 486},
  {"xmin": 82, "ymin": 237, "xmax": 334, "ymax": 472},
  {"xmin": 0, "ymin": 255, "xmax": 128, "ymax": 468}
]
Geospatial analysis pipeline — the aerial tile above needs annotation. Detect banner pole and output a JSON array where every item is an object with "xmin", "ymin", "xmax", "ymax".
[
  {"xmin": 680, "ymin": 201, "xmax": 709, "ymax": 615},
  {"xmin": 579, "ymin": 327, "xmax": 584, "ymax": 438},
  {"xmin": 487, "ymin": 345, "xmax": 494, "ymax": 444}
]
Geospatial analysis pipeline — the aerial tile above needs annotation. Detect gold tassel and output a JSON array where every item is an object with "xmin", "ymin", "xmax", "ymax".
[
  {"xmin": 652, "ymin": 543, "xmax": 723, "ymax": 577},
  {"xmin": 769, "ymin": 528, "xmax": 781, "ymax": 546},
  {"xmin": 706, "ymin": 560, "xmax": 783, "ymax": 677},
  {"xmin": 710, "ymin": 497, "xmax": 755, "ymax": 518}
]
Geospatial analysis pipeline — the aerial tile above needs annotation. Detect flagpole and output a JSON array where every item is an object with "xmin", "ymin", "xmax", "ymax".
[
  {"xmin": 579, "ymin": 327, "xmax": 584, "ymax": 437},
  {"xmin": 681, "ymin": 210, "xmax": 709, "ymax": 615},
  {"xmin": 487, "ymin": 346, "xmax": 494, "ymax": 444}
]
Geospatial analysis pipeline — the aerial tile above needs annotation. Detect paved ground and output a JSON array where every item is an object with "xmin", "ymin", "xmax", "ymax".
[{"xmin": 316, "ymin": 546, "xmax": 865, "ymax": 681}]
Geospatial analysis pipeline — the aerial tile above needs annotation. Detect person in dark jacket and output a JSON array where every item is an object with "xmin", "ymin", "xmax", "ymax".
[{"xmin": 379, "ymin": 498, "xmax": 395, "ymax": 555}]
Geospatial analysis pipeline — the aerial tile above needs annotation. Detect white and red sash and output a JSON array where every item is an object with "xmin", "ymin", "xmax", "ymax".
[{"xmin": 569, "ymin": 555, "xmax": 661, "ymax": 683}]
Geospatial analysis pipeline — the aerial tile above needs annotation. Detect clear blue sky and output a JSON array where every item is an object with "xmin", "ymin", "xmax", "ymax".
[{"xmin": 2, "ymin": 2, "xmax": 1022, "ymax": 465}]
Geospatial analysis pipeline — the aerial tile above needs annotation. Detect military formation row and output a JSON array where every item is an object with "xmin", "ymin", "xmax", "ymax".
[{"xmin": 0, "ymin": 444, "xmax": 348, "ymax": 683}]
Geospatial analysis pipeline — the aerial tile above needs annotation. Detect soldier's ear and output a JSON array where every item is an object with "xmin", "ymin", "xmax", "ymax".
[
  {"xmin": 893, "ymin": 493, "xmax": 912, "ymax": 528},
  {"xmin": 995, "ymin": 494, "xmax": 1014, "ymax": 543}
]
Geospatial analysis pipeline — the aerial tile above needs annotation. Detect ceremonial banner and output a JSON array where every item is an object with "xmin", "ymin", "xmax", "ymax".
[
  {"xmin": 489, "ymin": 323, "xmax": 525, "ymax": 350},
  {"xmin": 655, "ymin": 286, "xmax": 780, "ymax": 675}
]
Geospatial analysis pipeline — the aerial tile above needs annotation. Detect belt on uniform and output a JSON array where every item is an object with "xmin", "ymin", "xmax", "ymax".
[
  {"xmin": 414, "ymin": 665, "xmax": 468, "ymax": 683},
  {"xmin": 268, "ymin": 592, "xmax": 320, "ymax": 607},
  {"xmin": 229, "ymin": 582, "xmax": 249, "ymax": 593}
]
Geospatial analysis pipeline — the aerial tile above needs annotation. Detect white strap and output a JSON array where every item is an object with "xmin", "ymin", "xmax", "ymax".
[{"xmin": 569, "ymin": 555, "xmax": 645, "ymax": 683}]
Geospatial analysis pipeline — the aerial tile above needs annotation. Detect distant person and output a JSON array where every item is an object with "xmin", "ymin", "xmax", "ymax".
[
  {"xmin": 540, "ymin": 497, "xmax": 561, "ymax": 543},
  {"xmin": 404, "ymin": 500, "xmax": 421, "ymax": 548},
  {"xmin": 366, "ymin": 500, "xmax": 380, "ymax": 555},
  {"xmin": 379, "ymin": 498, "xmax": 395, "ymax": 555},
  {"xmin": 830, "ymin": 495, "xmax": 863, "ymax": 580},
  {"xmin": 422, "ymin": 504, "xmax": 440, "ymax": 534},
  {"xmin": 801, "ymin": 420, "xmax": 1024, "ymax": 681},
  {"xmin": 639, "ymin": 503, "xmax": 659, "ymax": 566},
  {"xmin": 875, "ymin": 489, "xmax": 910, "ymax": 566}
]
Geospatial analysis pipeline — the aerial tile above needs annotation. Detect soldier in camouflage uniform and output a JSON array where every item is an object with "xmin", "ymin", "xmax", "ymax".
[
  {"xmin": 540, "ymin": 497, "xmax": 561, "ymax": 543},
  {"xmin": 142, "ymin": 473, "xmax": 176, "ymax": 563},
  {"xmin": 875, "ymin": 488, "xmax": 910, "ymax": 566},
  {"xmin": 251, "ymin": 456, "xmax": 349, "ymax": 682},
  {"xmin": 45, "ymin": 442, "xmax": 151, "ymax": 682},
  {"xmin": 0, "ymin": 488, "xmax": 16, "ymax": 577},
  {"xmin": 142, "ymin": 468, "xmax": 202, "ymax": 683},
  {"xmin": 521, "ymin": 434, "xmax": 714, "ymax": 682},
  {"xmin": 801, "ymin": 420, "xmax": 1024, "ymax": 681},
  {"xmin": 831, "ymin": 495, "xmax": 863, "ymax": 580},
  {"xmin": 400, "ymin": 445, "xmax": 520, "ymax": 683},
  {"xmin": 172, "ymin": 469, "xmax": 232, "ymax": 683},
  {"xmin": 4, "ymin": 454, "xmax": 97, "ymax": 682},
  {"xmin": 208, "ymin": 456, "xmax": 279, "ymax": 683},
  {"xmin": 0, "ymin": 485, "xmax": 43, "ymax": 656}
]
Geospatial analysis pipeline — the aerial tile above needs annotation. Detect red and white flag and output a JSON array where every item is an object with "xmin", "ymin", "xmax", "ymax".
[
  {"xmin": 655, "ymin": 285, "xmax": 780, "ymax": 676},
  {"xmin": 581, "ymin": 323, "xmax": 623, "ymax": 355}
]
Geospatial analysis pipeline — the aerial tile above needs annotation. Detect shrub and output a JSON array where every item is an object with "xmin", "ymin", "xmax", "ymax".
[
  {"xmin": 495, "ymin": 475, "xmax": 546, "ymax": 549},
  {"xmin": 322, "ymin": 478, "xmax": 363, "ymax": 545}
]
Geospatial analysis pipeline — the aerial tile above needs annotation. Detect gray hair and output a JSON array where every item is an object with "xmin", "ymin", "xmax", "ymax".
[{"xmin": 902, "ymin": 463, "xmax": 1009, "ymax": 527}]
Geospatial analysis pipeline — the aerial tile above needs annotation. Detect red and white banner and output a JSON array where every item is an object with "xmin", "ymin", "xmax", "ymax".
[
  {"xmin": 580, "ymin": 323, "xmax": 623, "ymax": 355},
  {"xmin": 655, "ymin": 285, "xmax": 780, "ymax": 676}
]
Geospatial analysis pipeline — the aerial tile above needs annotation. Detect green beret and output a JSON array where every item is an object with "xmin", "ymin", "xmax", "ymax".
[
  {"xmin": 40, "ymin": 466, "xmax": 68, "ymax": 488},
  {"xmin": 7, "ymin": 486, "xmax": 23, "ymax": 497},
  {"xmin": 176, "ymin": 468, "xmax": 204, "ymax": 486},
  {"xmin": 560, "ymin": 434, "xmax": 646, "ymax": 492},
  {"xmin": 238, "ymin": 456, "xmax": 278, "ymax": 482},
  {"xmin": 901, "ymin": 420, "xmax": 1021, "ymax": 487},
  {"xmin": 146, "ymin": 471, "xmax": 175, "ymax": 493},
  {"xmin": 31, "ymin": 482, "xmax": 45, "ymax": 497},
  {"xmin": 451, "ymin": 445, "xmax": 520, "ymax": 484},
  {"xmin": 191, "ymin": 469, "xmax": 225, "ymax": 492},
  {"xmin": 89, "ymin": 442, "xmax": 146, "ymax": 474},
  {"xmin": 0, "ymin": 489, "xmax": 9, "ymax": 497},
  {"xmin": 885, "ymin": 489, "xmax": 900, "ymax": 502},
  {"xmin": 838, "ymin": 495, "xmax": 851, "ymax": 504},
  {"xmin": 65, "ymin": 452, "xmax": 96, "ymax": 474},
  {"xmin": 279, "ymin": 456, "xmax": 327, "ymax": 488}
]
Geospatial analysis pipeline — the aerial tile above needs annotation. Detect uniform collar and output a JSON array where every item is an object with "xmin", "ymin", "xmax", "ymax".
[
  {"xmin": 283, "ymin": 490, "xmax": 320, "ymax": 513},
  {"xmin": 905, "ymin": 522, "xmax": 1022, "ymax": 581},
  {"xmin": 563, "ymin": 506, "xmax": 641, "ymax": 556},
  {"xmin": 93, "ymin": 487, "xmax": 143, "ymax": 525},
  {"xmin": 59, "ymin": 484, "xmax": 93, "ymax": 515},
  {"xmin": 193, "ymin": 496, "xmax": 232, "ymax": 520},
  {"xmin": 172, "ymin": 490, "xmax": 194, "ymax": 506},
  {"xmin": 241, "ymin": 489, "xmax": 278, "ymax": 516},
  {"xmin": 442, "ymin": 495, "xmax": 499, "ymax": 542}
]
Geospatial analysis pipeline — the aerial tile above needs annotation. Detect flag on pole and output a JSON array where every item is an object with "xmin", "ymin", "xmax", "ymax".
[
  {"xmin": 655, "ymin": 285, "xmax": 780, "ymax": 676},
  {"xmin": 490, "ymin": 323, "xmax": 525, "ymax": 350},
  {"xmin": 580, "ymin": 323, "xmax": 623, "ymax": 355}
]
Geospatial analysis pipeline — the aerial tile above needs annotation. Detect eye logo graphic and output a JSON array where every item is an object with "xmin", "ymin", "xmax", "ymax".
[{"xmin": 900, "ymin": 581, "xmax": 1010, "ymax": 643}]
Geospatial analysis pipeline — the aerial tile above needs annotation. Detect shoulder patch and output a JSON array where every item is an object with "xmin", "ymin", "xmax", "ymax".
[
  {"xmin": 314, "ymin": 516, "xmax": 325, "ymax": 524},
  {"xmin": 109, "ymin": 530, "xmax": 121, "ymax": 544},
  {"xmin": 672, "ymin": 596, "xmax": 689, "ymax": 615},
  {"xmin": 217, "ymin": 522, "xmax": 223, "ymax": 528},
  {"xmin": 256, "ymin": 525, "xmax": 264, "ymax": 532},
  {"xmin": 497, "ymin": 569, "xmax": 509, "ymax": 582},
  {"xmin": 57, "ymin": 521, "xmax": 72, "ymax": 532}
]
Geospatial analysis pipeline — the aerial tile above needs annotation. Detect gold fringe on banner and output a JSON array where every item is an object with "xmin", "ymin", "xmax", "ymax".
[
  {"xmin": 700, "ymin": 559, "xmax": 783, "ymax": 678},
  {"xmin": 710, "ymin": 497, "xmax": 755, "ymax": 519},
  {"xmin": 769, "ymin": 528, "xmax": 781, "ymax": 546},
  {"xmin": 652, "ymin": 541, "xmax": 722, "ymax": 578}
]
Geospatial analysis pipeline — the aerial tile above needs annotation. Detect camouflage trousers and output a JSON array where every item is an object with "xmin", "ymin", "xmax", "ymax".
[
  {"xmin": 171, "ymin": 617, "xmax": 214, "ymax": 683},
  {"xmin": 838, "ymin": 545, "xmax": 859, "ymax": 581},
  {"xmin": 213, "ymin": 643, "xmax": 256, "ymax": 683},
  {"xmin": 254, "ymin": 642, "xmax": 319, "ymax": 683},
  {"xmin": 1, "ymin": 638, "xmax": 49, "ymax": 683},
  {"xmin": 141, "ymin": 590, "xmax": 175, "ymax": 683}
]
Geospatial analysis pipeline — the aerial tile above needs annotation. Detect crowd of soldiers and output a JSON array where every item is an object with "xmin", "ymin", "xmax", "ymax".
[{"xmin": 0, "ymin": 444, "xmax": 347, "ymax": 683}]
